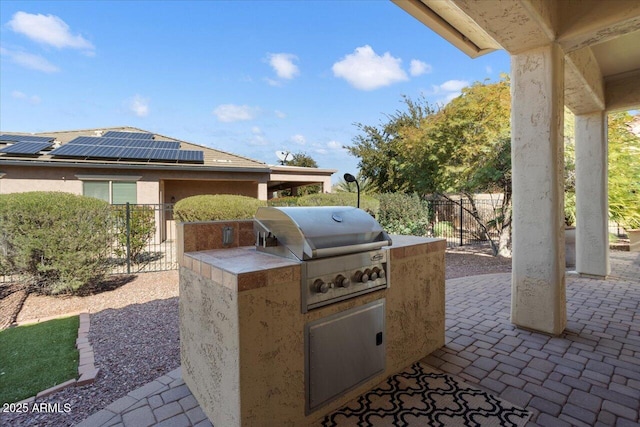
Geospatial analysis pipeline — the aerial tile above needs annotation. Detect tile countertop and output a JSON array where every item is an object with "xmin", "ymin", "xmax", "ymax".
[
  {"xmin": 182, "ymin": 235, "xmax": 444, "ymax": 276},
  {"xmin": 184, "ymin": 246, "xmax": 300, "ymax": 275}
]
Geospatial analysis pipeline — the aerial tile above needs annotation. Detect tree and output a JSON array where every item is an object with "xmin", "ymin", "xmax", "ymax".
[
  {"xmin": 608, "ymin": 111, "xmax": 640, "ymax": 230},
  {"xmin": 333, "ymin": 172, "xmax": 377, "ymax": 194},
  {"xmin": 285, "ymin": 152, "xmax": 318, "ymax": 168},
  {"xmin": 282, "ymin": 152, "xmax": 321, "ymax": 196},
  {"xmin": 348, "ymin": 76, "xmax": 513, "ymax": 256}
]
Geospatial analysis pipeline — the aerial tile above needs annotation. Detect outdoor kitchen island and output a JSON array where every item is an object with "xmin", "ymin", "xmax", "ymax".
[{"xmin": 178, "ymin": 219, "xmax": 445, "ymax": 427}]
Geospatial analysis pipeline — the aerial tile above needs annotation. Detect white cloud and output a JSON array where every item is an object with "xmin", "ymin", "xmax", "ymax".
[
  {"xmin": 212, "ymin": 104, "xmax": 256, "ymax": 122},
  {"xmin": 438, "ymin": 79, "xmax": 469, "ymax": 92},
  {"xmin": 11, "ymin": 90, "xmax": 41, "ymax": 104},
  {"xmin": 8, "ymin": 11, "xmax": 94, "ymax": 54},
  {"xmin": 267, "ymin": 53, "xmax": 299, "ymax": 80},
  {"xmin": 250, "ymin": 127, "xmax": 268, "ymax": 146},
  {"xmin": 409, "ymin": 59, "xmax": 432, "ymax": 77},
  {"xmin": 127, "ymin": 94, "xmax": 150, "ymax": 117},
  {"xmin": 275, "ymin": 110, "xmax": 286, "ymax": 119},
  {"xmin": 327, "ymin": 140, "xmax": 343, "ymax": 150},
  {"xmin": 291, "ymin": 134, "xmax": 306, "ymax": 145},
  {"xmin": 332, "ymin": 45, "xmax": 408, "ymax": 91},
  {"xmin": 0, "ymin": 47, "xmax": 59, "ymax": 72},
  {"xmin": 430, "ymin": 79, "xmax": 469, "ymax": 105}
]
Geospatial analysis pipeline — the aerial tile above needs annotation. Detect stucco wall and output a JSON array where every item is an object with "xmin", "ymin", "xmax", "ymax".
[
  {"xmin": 0, "ymin": 166, "xmax": 83, "ymax": 195},
  {"xmin": 0, "ymin": 165, "xmax": 268, "ymax": 204}
]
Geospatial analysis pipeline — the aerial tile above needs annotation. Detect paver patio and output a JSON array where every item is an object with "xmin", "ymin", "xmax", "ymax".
[{"xmin": 77, "ymin": 251, "xmax": 640, "ymax": 427}]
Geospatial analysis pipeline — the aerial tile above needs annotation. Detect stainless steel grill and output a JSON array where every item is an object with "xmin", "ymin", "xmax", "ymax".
[
  {"xmin": 254, "ymin": 206, "xmax": 392, "ymax": 413},
  {"xmin": 254, "ymin": 206, "xmax": 392, "ymax": 312},
  {"xmin": 254, "ymin": 206, "xmax": 391, "ymax": 261}
]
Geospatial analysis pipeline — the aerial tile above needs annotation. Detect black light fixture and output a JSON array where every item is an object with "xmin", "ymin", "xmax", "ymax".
[{"xmin": 343, "ymin": 173, "xmax": 360, "ymax": 208}]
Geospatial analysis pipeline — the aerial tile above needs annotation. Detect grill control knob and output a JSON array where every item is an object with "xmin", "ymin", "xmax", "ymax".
[
  {"xmin": 362, "ymin": 270, "xmax": 371, "ymax": 283},
  {"xmin": 313, "ymin": 279, "xmax": 329, "ymax": 294},
  {"xmin": 377, "ymin": 268, "xmax": 386, "ymax": 279},
  {"xmin": 370, "ymin": 268, "xmax": 379, "ymax": 281},
  {"xmin": 335, "ymin": 275, "xmax": 350, "ymax": 288},
  {"xmin": 353, "ymin": 271, "xmax": 369, "ymax": 283}
]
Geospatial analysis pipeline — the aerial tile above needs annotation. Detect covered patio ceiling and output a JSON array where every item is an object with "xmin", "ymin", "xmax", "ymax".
[{"xmin": 392, "ymin": 0, "xmax": 640, "ymax": 113}]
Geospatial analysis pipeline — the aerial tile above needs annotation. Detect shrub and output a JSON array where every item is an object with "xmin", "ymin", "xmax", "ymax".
[
  {"xmin": 377, "ymin": 193, "xmax": 430, "ymax": 236},
  {"xmin": 174, "ymin": 194, "xmax": 266, "ymax": 222},
  {"xmin": 433, "ymin": 221, "xmax": 454, "ymax": 238},
  {"xmin": 296, "ymin": 193, "xmax": 379, "ymax": 215},
  {"xmin": 267, "ymin": 196, "xmax": 300, "ymax": 207},
  {"xmin": 112, "ymin": 205, "xmax": 156, "ymax": 261},
  {"xmin": 0, "ymin": 192, "xmax": 112, "ymax": 294}
]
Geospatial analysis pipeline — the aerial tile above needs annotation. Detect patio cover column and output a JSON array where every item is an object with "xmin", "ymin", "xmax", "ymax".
[
  {"xmin": 258, "ymin": 182, "xmax": 268, "ymax": 201},
  {"xmin": 575, "ymin": 112, "xmax": 610, "ymax": 277},
  {"xmin": 510, "ymin": 43, "xmax": 567, "ymax": 335}
]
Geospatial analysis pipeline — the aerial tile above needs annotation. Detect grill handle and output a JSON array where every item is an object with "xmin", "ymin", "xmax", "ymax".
[{"xmin": 311, "ymin": 240, "xmax": 391, "ymax": 259}]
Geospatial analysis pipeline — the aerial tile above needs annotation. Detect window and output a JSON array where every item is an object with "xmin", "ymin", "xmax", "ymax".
[{"xmin": 83, "ymin": 180, "xmax": 137, "ymax": 204}]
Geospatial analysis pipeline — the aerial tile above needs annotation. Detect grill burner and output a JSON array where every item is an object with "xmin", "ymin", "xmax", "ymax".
[{"xmin": 254, "ymin": 206, "xmax": 392, "ymax": 312}]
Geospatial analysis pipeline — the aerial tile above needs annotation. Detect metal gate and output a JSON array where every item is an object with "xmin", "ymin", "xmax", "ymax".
[{"xmin": 109, "ymin": 203, "xmax": 177, "ymax": 274}]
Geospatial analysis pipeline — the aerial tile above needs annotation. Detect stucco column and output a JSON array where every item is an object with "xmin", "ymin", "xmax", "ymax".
[
  {"xmin": 257, "ymin": 182, "xmax": 267, "ymax": 201},
  {"xmin": 510, "ymin": 43, "xmax": 567, "ymax": 335},
  {"xmin": 575, "ymin": 112, "xmax": 610, "ymax": 277}
]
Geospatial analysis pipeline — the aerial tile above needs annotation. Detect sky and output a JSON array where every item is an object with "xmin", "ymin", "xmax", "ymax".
[{"xmin": 0, "ymin": 1, "xmax": 510, "ymax": 183}]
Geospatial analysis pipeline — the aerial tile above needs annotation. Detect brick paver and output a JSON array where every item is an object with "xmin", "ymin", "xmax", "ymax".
[
  {"xmin": 76, "ymin": 251, "xmax": 639, "ymax": 427},
  {"xmin": 432, "ymin": 251, "xmax": 640, "ymax": 426}
]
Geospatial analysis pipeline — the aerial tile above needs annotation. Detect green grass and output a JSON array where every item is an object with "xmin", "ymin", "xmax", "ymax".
[{"xmin": 0, "ymin": 316, "xmax": 79, "ymax": 404}]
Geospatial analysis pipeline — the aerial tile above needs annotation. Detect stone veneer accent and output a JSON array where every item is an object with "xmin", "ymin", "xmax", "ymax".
[
  {"xmin": 178, "ymin": 221, "xmax": 446, "ymax": 427},
  {"xmin": 15, "ymin": 312, "xmax": 99, "ymax": 405}
]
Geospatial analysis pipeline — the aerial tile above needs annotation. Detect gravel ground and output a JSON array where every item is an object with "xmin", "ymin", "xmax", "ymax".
[{"xmin": 0, "ymin": 247, "xmax": 510, "ymax": 426}]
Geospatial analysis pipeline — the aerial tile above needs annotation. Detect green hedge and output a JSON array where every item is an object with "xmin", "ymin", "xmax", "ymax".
[
  {"xmin": 296, "ymin": 193, "xmax": 379, "ymax": 215},
  {"xmin": 377, "ymin": 193, "xmax": 430, "ymax": 236},
  {"xmin": 174, "ymin": 195, "xmax": 266, "ymax": 222},
  {"xmin": 267, "ymin": 196, "xmax": 300, "ymax": 207},
  {"xmin": 0, "ymin": 192, "xmax": 112, "ymax": 294}
]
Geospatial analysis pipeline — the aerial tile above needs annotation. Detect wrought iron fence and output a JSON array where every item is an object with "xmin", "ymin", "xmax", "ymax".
[
  {"xmin": 109, "ymin": 203, "xmax": 177, "ymax": 274},
  {"xmin": 426, "ymin": 199, "xmax": 502, "ymax": 247}
]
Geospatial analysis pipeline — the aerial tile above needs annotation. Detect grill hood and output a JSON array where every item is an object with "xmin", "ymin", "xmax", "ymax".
[{"xmin": 254, "ymin": 206, "xmax": 392, "ymax": 260}]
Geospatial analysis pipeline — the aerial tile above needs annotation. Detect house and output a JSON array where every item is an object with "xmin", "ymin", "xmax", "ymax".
[{"xmin": 0, "ymin": 126, "xmax": 335, "ymax": 204}]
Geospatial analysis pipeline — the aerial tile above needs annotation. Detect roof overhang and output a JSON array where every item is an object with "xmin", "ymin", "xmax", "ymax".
[{"xmin": 393, "ymin": 0, "xmax": 640, "ymax": 112}]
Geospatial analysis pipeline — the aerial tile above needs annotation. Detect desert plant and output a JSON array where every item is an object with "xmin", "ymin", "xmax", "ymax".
[
  {"xmin": 564, "ymin": 191, "xmax": 577, "ymax": 226},
  {"xmin": 174, "ymin": 194, "xmax": 266, "ymax": 222},
  {"xmin": 112, "ymin": 204, "xmax": 156, "ymax": 261},
  {"xmin": 0, "ymin": 192, "xmax": 112, "ymax": 294},
  {"xmin": 377, "ymin": 193, "xmax": 430, "ymax": 236}
]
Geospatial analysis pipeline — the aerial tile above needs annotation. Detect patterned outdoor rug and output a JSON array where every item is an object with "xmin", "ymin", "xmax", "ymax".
[{"xmin": 323, "ymin": 362, "xmax": 531, "ymax": 427}]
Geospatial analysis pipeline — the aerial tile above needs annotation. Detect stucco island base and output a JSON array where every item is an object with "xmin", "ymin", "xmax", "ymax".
[{"xmin": 179, "ymin": 231, "xmax": 445, "ymax": 427}]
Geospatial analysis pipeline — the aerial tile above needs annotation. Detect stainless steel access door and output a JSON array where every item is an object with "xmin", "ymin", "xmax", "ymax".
[{"xmin": 305, "ymin": 299, "xmax": 385, "ymax": 413}]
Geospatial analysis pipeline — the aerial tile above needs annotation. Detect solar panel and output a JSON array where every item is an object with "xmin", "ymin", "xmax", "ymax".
[
  {"xmin": 149, "ymin": 149, "xmax": 179, "ymax": 161},
  {"xmin": 49, "ymin": 136, "xmax": 203, "ymax": 164},
  {"xmin": 0, "ymin": 141, "xmax": 53, "ymax": 154},
  {"xmin": 87, "ymin": 145, "xmax": 126, "ymax": 158},
  {"xmin": 178, "ymin": 150, "xmax": 204, "ymax": 163},
  {"xmin": 0, "ymin": 134, "xmax": 54, "ymax": 143},
  {"xmin": 102, "ymin": 131, "xmax": 154, "ymax": 140},
  {"xmin": 118, "ymin": 148, "xmax": 153, "ymax": 160},
  {"xmin": 49, "ymin": 144, "xmax": 94, "ymax": 157}
]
